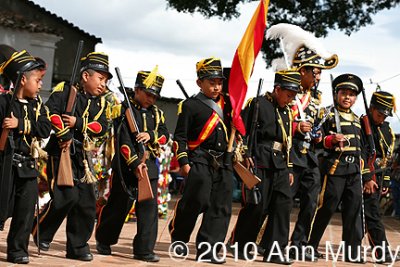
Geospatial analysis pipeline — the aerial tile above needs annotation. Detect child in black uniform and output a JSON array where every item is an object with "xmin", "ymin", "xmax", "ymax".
[{"xmin": 0, "ymin": 48, "xmax": 51, "ymax": 264}]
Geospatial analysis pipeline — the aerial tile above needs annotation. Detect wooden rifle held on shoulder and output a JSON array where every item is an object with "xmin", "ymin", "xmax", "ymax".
[
  {"xmin": 57, "ymin": 40, "xmax": 84, "ymax": 187},
  {"xmin": 0, "ymin": 72, "xmax": 23, "ymax": 228},
  {"xmin": 361, "ymin": 86, "xmax": 377, "ymax": 182},
  {"xmin": 233, "ymin": 79, "xmax": 262, "ymax": 189},
  {"xmin": 115, "ymin": 67, "xmax": 153, "ymax": 202}
]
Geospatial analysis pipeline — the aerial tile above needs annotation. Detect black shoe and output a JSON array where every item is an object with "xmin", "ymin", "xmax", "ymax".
[
  {"xmin": 33, "ymin": 237, "xmax": 50, "ymax": 251},
  {"xmin": 7, "ymin": 256, "xmax": 29, "ymax": 264},
  {"xmin": 66, "ymin": 253, "xmax": 93, "ymax": 261},
  {"xmin": 134, "ymin": 253, "xmax": 160, "ymax": 262},
  {"xmin": 263, "ymin": 255, "xmax": 293, "ymax": 265},
  {"xmin": 96, "ymin": 242, "xmax": 111, "ymax": 255},
  {"xmin": 376, "ymin": 253, "xmax": 400, "ymax": 263}
]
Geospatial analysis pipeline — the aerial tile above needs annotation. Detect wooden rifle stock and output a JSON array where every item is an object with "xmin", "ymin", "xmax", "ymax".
[
  {"xmin": 233, "ymin": 161, "xmax": 261, "ymax": 189},
  {"xmin": 361, "ymin": 114, "xmax": 377, "ymax": 182},
  {"xmin": 360, "ymin": 86, "xmax": 377, "ymax": 182},
  {"xmin": 57, "ymin": 41, "xmax": 83, "ymax": 187},
  {"xmin": 116, "ymin": 67, "xmax": 153, "ymax": 202},
  {"xmin": 0, "ymin": 128, "xmax": 10, "ymax": 152}
]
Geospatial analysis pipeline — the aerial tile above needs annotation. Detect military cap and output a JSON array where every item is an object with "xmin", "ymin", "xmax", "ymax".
[
  {"xmin": 332, "ymin": 73, "xmax": 363, "ymax": 95},
  {"xmin": 80, "ymin": 52, "xmax": 113, "ymax": 79},
  {"xmin": 135, "ymin": 65, "xmax": 164, "ymax": 97},
  {"xmin": 274, "ymin": 70, "xmax": 301, "ymax": 92},
  {"xmin": 0, "ymin": 48, "xmax": 45, "ymax": 83},
  {"xmin": 292, "ymin": 45, "xmax": 338, "ymax": 71},
  {"xmin": 370, "ymin": 91, "xmax": 395, "ymax": 117},
  {"xmin": 196, "ymin": 57, "xmax": 225, "ymax": 80}
]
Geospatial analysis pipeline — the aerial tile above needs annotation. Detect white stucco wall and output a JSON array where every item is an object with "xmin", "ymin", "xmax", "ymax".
[{"xmin": 0, "ymin": 26, "xmax": 62, "ymax": 98}]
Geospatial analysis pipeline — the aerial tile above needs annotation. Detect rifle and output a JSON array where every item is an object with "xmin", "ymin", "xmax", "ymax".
[
  {"xmin": 115, "ymin": 67, "xmax": 153, "ymax": 202},
  {"xmin": 0, "ymin": 71, "xmax": 23, "ymax": 229},
  {"xmin": 247, "ymin": 78, "xmax": 263, "ymax": 155},
  {"xmin": 361, "ymin": 87, "xmax": 377, "ymax": 182},
  {"xmin": 235, "ymin": 79, "xmax": 263, "ymax": 193},
  {"xmin": 57, "ymin": 40, "xmax": 84, "ymax": 187},
  {"xmin": 329, "ymin": 74, "xmax": 342, "ymax": 175},
  {"xmin": 176, "ymin": 79, "xmax": 189, "ymax": 99}
]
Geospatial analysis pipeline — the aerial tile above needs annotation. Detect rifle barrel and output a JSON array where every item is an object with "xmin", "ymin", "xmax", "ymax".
[{"xmin": 176, "ymin": 79, "xmax": 189, "ymax": 99}]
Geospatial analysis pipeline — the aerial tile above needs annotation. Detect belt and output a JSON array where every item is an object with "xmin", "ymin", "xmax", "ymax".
[
  {"xmin": 197, "ymin": 148, "xmax": 225, "ymax": 169},
  {"xmin": 259, "ymin": 141, "xmax": 284, "ymax": 152},
  {"xmin": 13, "ymin": 153, "xmax": 33, "ymax": 162},
  {"xmin": 272, "ymin": 141, "xmax": 283, "ymax": 152}
]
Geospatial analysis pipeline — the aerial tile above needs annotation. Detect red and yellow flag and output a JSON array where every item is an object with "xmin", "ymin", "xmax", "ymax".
[{"xmin": 228, "ymin": 0, "xmax": 269, "ymax": 136}]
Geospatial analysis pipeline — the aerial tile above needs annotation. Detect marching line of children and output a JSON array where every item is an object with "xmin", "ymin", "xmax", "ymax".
[{"xmin": 1, "ymin": 25, "xmax": 400, "ymax": 265}]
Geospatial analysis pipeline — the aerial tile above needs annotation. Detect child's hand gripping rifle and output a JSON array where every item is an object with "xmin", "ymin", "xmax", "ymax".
[
  {"xmin": 115, "ymin": 67, "xmax": 153, "ymax": 202},
  {"xmin": 57, "ymin": 40, "xmax": 84, "ymax": 187}
]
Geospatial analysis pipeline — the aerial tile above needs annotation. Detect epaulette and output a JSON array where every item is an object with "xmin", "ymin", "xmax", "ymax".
[
  {"xmin": 52, "ymin": 82, "xmax": 66, "ymax": 93},
  {"xmin": 244, "ymin": 97, "xmax": 254, "ymax": 108},
  {"xmin": 177, "ymin": 100, "xmax": 184, "ymax": 115}
]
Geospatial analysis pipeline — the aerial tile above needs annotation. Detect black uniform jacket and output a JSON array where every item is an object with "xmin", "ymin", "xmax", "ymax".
[
  {"xmin": 321, "ymin": 106, "xmax": 369, "ymax": 176},
  {"xmin": 114, "ymin": 95, "xmax": 169, "ymax": 182},
  {"xmin": 173, "ymin": 93, "xmax": 231, "ymax": 167},
  {"xmin": 243, "ymin": 92, "xmax": 293, "ymax": 170},
  {"xmin": 0, "ymin": 94, "xmax": 51, "ymax": 156},
  {"xmin": 45, "ymin": 82, "xmax": 108, "ymax": 157}
]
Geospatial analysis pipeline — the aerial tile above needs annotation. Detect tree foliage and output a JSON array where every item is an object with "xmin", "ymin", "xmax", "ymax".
[{"xmin": 166, "ymin": 0, "xmax": 400, "ymax": 66}]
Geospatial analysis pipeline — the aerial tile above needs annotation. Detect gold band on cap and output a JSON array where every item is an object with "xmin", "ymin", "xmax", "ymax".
[
  {"xmin": 335, "ymin": 81, "xmax": 358, "ymax": 91},
  {"xmin": 0, "ymin": 50, "xmax": 34, "ymax": 74}
]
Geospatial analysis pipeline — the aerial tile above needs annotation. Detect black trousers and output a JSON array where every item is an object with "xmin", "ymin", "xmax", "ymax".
[
  {"xmin": 230, "ymin": 168, "xmax": 292, "ymax": 255},
  {"xmin": 32, "ymin": 157, "xmax": 96, "ymax": 257},
  {"xmin": 7, "ymin": 174, "xmax": 38, "ymax": 260},
  {"xmin": 308, "ymin": 173, "xmax": 363, "ymax": 258},
  {"xmin": 95, "ymin": 172, "xmax": 159, "ymax": 255},
  {"xmin": 364, "ymin": 190, "xmax": 390, "ymax": 257},
  {"xmin": 169, "ymin": 162, "xmax": 233, "ymax": 255},
  {"xmin": 290, "ymin": 164, "xmax": 321, "ymax": 247}
]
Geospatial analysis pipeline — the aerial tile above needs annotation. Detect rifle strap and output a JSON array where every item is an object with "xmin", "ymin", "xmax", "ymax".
[{"xmin": 196, "ymin": 93, "xmax": 224, "ymax": 120}]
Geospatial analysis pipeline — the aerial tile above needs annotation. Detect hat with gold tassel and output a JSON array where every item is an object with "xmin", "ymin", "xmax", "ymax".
[
  {"xmin": 196, "ymin": 57, "xmax": 225, "ymax": 80},
  {"xmin": 135, "ymin": 65, "xmax": 164, "ymax": 97},
  {"xmin": 266, "ymin": 23, "xmax": 338, "ymax": 71}
]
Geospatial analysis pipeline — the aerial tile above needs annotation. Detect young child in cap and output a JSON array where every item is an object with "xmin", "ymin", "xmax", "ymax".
[
  {"xmin": 169, "ymin": 57, "xmax": 234, "ymax": 264},
  {"xmin": 229, "ymin": 70, "xmax": 299, "ymax": 265},
  {"xmin": 362, "ymin": 91, "xmax": 400, "ymax": 263},
  {"xmin": 308, "ymin": 73, "xmax": 369, "ymax": 263},
  {"xmin": 0, "ymin": 48, "xmax": 51, "ymax": 264},
  {"xmin": 32, "ymin": 52, "xmax": 111, "ymax": 261},
  {"xmin": 95, "ymin": 66, "xmax": 169, "ymax": 262}
]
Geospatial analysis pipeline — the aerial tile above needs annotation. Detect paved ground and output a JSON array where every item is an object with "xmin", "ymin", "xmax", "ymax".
[{"xmin": 1, "ymin": 197, "xmax": 400, "ymax": 266}]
